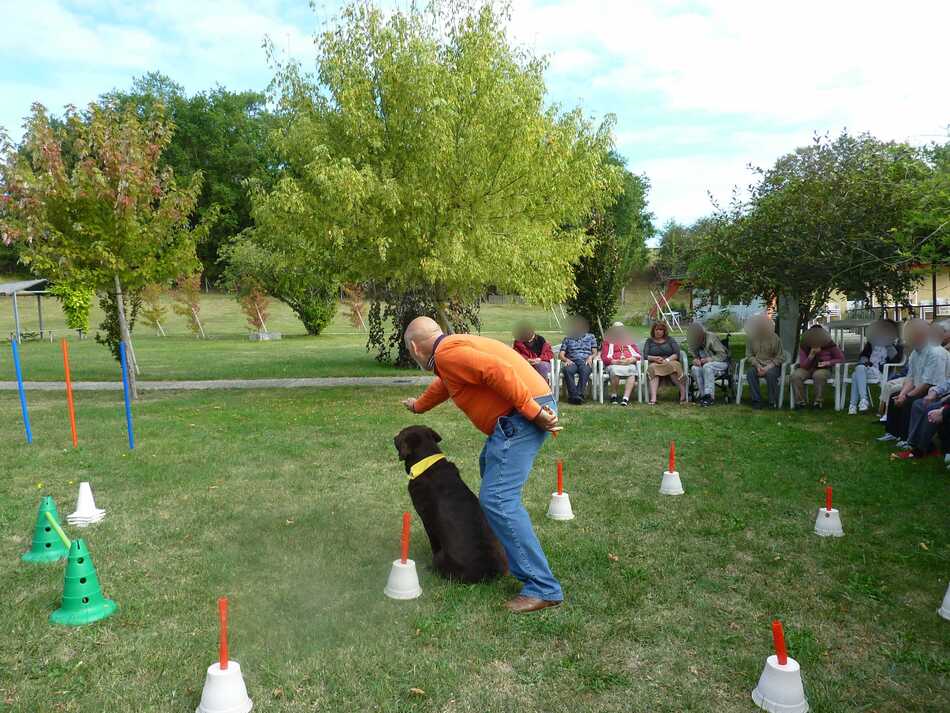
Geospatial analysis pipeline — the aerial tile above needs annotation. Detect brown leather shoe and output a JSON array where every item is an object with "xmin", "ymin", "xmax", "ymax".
[{"xmin": 505, "ymin": 595, "xmax": 562, "ymax": 614}]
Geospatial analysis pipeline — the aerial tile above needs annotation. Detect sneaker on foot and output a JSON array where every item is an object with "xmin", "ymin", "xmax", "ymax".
[
  {"xmin": 621, "ymin": 398, "xmax": 630, "ymax": 407},
  {"xmin": 858, "ymin": 399, "xmax": 870, "ymax": 412},
  {"xmin": 848, "ymin": 404, "xmax": 857, "ymax": 415},
  {"xmin": 609, "ymin": 395, "xmax": 619, "ymax": 405},
  {"xmin": 878, "ymin": 414, "xmax": 887, "ymax": 423},
  {"xmin": 877, "ymin": 433, "xmax": 898, "ymax": 442}
]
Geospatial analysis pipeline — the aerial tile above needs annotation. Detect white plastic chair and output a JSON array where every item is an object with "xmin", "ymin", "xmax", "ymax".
[
  {"xmin": 735, "ymin": 351, "xmax": 791, "ymax": 408},
  {"xmin": 552, "ymin": 344, "xmax": 599, "ymax": 402},
  {"xmin": 788, "ymin": 361, "xmax": 843, "ymax": 409},
  {"xmin": 597, "ymin": 356, "xmax": 643, "ymax": 404}
]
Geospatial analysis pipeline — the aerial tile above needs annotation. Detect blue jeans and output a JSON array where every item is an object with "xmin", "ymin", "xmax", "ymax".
[
  {"xmin": 562, "ymin": 361, "xmax": 592, "ymax": 400},
  {"xmin": 849, "ymin": 364, "xmax": 880, "ymax": 408},
  {"xmin": 479, "ymin": 395, "xmax": 563, "ymax": 601}
]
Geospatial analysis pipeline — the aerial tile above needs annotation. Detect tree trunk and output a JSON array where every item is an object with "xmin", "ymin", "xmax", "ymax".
[
  {"xmin": 114, "ymin": 274, "xmax": 139, "ymax": 400},
  {"xmin": 932, "ymin": 265, "xmax": 938, "ymax": 320},
  {"xmin": 778, "ymin": 292, "xmax": 800, "ymax": 359},
  {"xmin": 437, "ymin": 305, "xmax": 455, "ymax": 335}
]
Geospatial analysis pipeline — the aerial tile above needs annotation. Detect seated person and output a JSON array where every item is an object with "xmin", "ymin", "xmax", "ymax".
[
  {"xmin": 601, "ymin": 322, "xmax": 641, "ymax": 406},
  {"xmin": 847, "ymin": 319, "xmax": 902, "ymax": 415},
  {"xmin": 743, "ymin": 314, "xmax": 785, "ymax": 409},
  {"xmin": 643, "ymin": 321, "xmax": 686, "ymax": 405},
  {"xmin": 513, "ymin": 322, "xmax": 554, "ymax": 381},
  {"xmin": 930, "ymin": 321, "xmax": 950, "ymax": 378},
  {"xmin": 686, "ymin": 321, "xmax": 729, "ymax": 407},
  {"xmin": 791, "ymin": 325, "xmax": 844, "ymax": 409},
  {"xmin": 558, "ymin": 317, "xmax": 597, "ymax": 405},
  {"xmin": 880, "ymin": 318, "xmax": 944, "ymax": 444},
  {"xmin": 897, "ymin": 378, "xmax": 950, "ymax": 459}
]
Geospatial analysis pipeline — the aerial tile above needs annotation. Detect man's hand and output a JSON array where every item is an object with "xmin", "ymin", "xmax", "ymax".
[
  {"xmin": 925, "ymin": 387, "xmax": 938, "ymax": 402},
  {"xmin": 533, "ymin": 406, "xmax": 560, "ymax": 432},
  {"xmin": 810, "ymin": 347, "xmax": 820, "ymax": 357},
  {"xmin": 894, "ymin": 393, "xmax": 907, "ymax": 407},
  {"xmin": 928, "ymin": 408, "xmax": 945, "ymax": 424},
  {"xmin": 529, "ymin": 358, "xmax": 540, "ymax": 365},
  {"xmin": 401, "ymin": 398, "xmax": 417, "ymax": 413},
  {"xmin": 757, "ymin": 366, "xmax": 767, "ymax": 377},
  {"xmin": 818, "ymin": 361, "xmax": 828, "ymax": 368},
  {"xmin": 585, "ymin": 355, "xmax": 594, "ymax": 367}
]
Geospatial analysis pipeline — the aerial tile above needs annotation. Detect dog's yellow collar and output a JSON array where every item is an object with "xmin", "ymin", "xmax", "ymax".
[{"xmin": 409, "ymin": 453, "xmax": 446, "ymax": 479}]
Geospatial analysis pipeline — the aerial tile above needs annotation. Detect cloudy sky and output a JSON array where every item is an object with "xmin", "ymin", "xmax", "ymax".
[{"xmin": 3, "ymin": 0, "xmax": 948, "ymax": 228}]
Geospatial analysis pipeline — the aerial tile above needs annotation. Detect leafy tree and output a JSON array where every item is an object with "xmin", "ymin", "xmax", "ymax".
[
  {"xmin": 655, "ymin": 219, "xmax": 703, "ymax": 283},
  {"xmin": 237, "ymin": 284, "xmax": 270, "ymax": 333},
  {"xmin": 49, "ymin": 282, "xmax": 95, "ymax": 334},
  {"xmin": 689, "ymin": 131, "xmax": 928, "ymax": 353},
  {"xmin": 220, "ymin": 238, "xmax": 338, "ymax": 335},
  {"xmin": 0, "ymin": 101, "xmax": 212, "ymax": 396},
  {"xmin": 105, "ymin": 73, "xmax": 276, "ymax": 280},
  {"xmin": 173, "ymin": 274, "xmax": 206, "ymax": 338},
  {"xmin": 254, "ymin": 0, "xmax": 621, "ymax": 331},
  {"xmin": 565, "ymin": 153, "xmax": 652, "ymax": 335},
  {"xmin": 140, "ymin": 283, "xmax": 168, "ymax": 336}
]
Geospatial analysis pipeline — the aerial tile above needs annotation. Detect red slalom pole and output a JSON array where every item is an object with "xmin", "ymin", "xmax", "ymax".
[
  {"xmin": 772, "ymin": 620, "xmax": 788, "ymax": 665},
  {"xmin": 556, "ymin": 460, "xmax": 564, "ymax": 495},
  {"xmin": 669, "ymin": 441, "xmax": 676, "ymax": 472},
  {"xmin": 400, "ymin": 511, "xmax": 411, "ymax": 564},
  {"xmin": 218, "ymin": 596, "xmax": 229, "ymax": 670},
  {"xmin": 825, "ymin": 486, "xmax": 833, "ymax": 512},
  {"xmin": 61, "ymin": 339, "xmax": 78, "ymax": 448}
]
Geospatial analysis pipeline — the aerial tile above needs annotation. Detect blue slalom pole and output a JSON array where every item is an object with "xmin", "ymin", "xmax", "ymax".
[
  {"xmin": 119, "ymin": 341, "xmax": 135, "ymax": 450},
  {"xmin": 11, "ymin": 340, "xmax": 32, "ymax": 443}
]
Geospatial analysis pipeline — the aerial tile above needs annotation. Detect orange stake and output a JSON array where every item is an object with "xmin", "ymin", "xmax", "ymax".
[
  {"xmin": 772, "ymin": 620, "xmax": 788, "ymax": 665},
  {"xmin": 556, "ymin": 460, "xmax": 564, "ymax": 495},
  {"xmin": 400, "ymin": 512, "xmax": 411, "ymax": 564},
  {"xmin": 218, "ymin": 596, "xmax": 229, "ymax": 670},
  {"xmin": 61, "ymin": 339, "xmax": 78, "ymax": 448},
  {"xmin": 669, "ymin": 441, "xmax": 676, "ymax": 473}
]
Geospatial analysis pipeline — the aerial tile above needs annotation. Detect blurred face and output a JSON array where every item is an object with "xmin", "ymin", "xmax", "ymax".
[
  {"xmin": 929, "ymin": 323, "xmax": 946, "ymax": 346},
  {"xmin": 653, "ymin": 324, "xmax": 668, "ymax": 340},
  {"xmin": 570, "ymin": 319, "xmax": 588, "ymax": 337},
  {"xmin": 687, "ymin": 323, "xmax": 705, "ymax": 346},
  {"xmin": 907, "ymin": 322, "xmax": 929, "ymax": 350},
  {"xmin": 868, "ymin": 320, "xmax": 897, "ymax": 347}
]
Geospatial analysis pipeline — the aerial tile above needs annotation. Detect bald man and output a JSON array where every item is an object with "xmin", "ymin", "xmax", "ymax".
[{"xmin": 401, "ymin": 317, "xmax": 563, "ymax": 613}]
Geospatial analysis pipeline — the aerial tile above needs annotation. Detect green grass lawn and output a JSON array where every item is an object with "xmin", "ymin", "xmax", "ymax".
[{"xmin": 3, "ymin": 388, "xmax": 948, "ymax": 712}]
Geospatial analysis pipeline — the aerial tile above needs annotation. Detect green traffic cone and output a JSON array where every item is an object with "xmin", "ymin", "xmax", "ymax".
[
  {"xmin": 21, "ymin": 496, "xmax": 69, "ymax": 563},
  {"xmin": 50, "ymin": 539, "xmax": 118, "ymax": 626}
]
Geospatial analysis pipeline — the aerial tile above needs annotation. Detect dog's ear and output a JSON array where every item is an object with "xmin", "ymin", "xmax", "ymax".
[{"xmin": 425, "ymin": 427, "xmax": 442, "ymax": 444}]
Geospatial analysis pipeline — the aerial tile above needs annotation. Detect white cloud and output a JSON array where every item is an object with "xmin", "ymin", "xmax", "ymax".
[{"xmin": 510, "ymin": 0, "xmax": 950, "ymax": 223}]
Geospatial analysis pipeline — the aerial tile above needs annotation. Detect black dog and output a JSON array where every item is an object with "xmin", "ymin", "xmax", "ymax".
[{"xmin": 394, "ymin": 425, "xmax": 508, "ymax": 583}]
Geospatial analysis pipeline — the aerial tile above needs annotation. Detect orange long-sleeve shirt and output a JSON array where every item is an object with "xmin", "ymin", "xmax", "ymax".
[{"xmin": 413, "ymin": 334, "xmax": 552, "ymax": 435}]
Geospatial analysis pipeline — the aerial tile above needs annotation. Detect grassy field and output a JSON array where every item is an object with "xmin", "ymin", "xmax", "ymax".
[
  {"xmin": 0, "ymin": 291, "xmax": 582, "ymax": 381},
  {"xmin": 2, "ymin": 387, "xmax": 948, "ymax": 712}
]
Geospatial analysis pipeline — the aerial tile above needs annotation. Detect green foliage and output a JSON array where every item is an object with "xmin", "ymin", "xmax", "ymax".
[
  {"xmin": 703, "ymin": 309, "xmax": 738, "ymax": 333},
  {"xmin": 254, "ymin": 0, "xmax": 621, "ymax": 310},
  {"xmin": 655, "ymin": 219, "xmax": 705, "ymax": 282},
  {"xmin": 95, "ymin": 290, "xmax": 141, "ymax": 360},
  {"xmin": 565, "ymin": 214, "xmax": 621, "ymax": 336},
  {"xmin": 172, "ymin": 274, "xmax": 205, "ymax": 338},
  {"xmin": 104, "ymin": 73, "xmax": 276, "ymax": 280},
  {"xmin": 48, "ymin": 282, "xmax": 95, "ymax": 333},
  {"xmin": 565, "ymin": 153, "xmax": 653, "ymax": 336},
  {"xmin": 896, "ymin": 141, "xmax": 950, "ymax": 268},
  {"xmin": 139, "ymin": 283, "xmax": 168, "ymax": 335},
  {"xmin": 367, "ymin": 289, "xmax": 480, "ymax": 367},
  {"xmin": 0, "ymin": 100, "xmax": 215, "ymax": 367},
  {"xmin": 220, "ymin": 238, "xmax": 338, "ymax": 335},
  {"xmin": 689, "ymin": 131, "xmax": 929, "ymax": 332}
]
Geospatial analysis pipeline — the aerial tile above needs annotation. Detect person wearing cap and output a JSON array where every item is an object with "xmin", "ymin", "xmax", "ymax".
[
  {"xmin": 600, "ymin": 322, "xmax": 641, "ymax": 405},
  {"xmin": 401, "ymin": 317, "xmax": 563, "ymax": 614}
]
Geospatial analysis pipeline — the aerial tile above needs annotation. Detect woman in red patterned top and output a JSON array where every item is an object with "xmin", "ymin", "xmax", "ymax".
[{"xmin": 513, "ymin": 322, "xmax": 554, "ymax": 382}]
